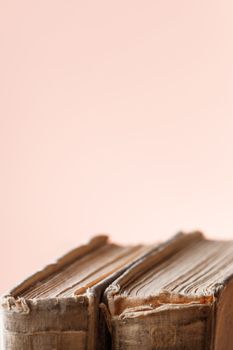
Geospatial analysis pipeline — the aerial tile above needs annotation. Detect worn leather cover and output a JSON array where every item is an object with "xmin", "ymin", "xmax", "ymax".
[
  {"xmin": 1, "ymin": 236, "xmax": 108, "ymax": 350},
  {"xmin": 1, "ymin": 235, "xmax": 148, "ymax": 350},
  {"xmin": 102, "ymin": 232, "xmax": 233, "ymax": 350}
]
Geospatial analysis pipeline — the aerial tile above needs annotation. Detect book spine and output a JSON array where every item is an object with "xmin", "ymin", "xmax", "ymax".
[
  {"xmin": 1, "ymin": 296, "xmax": 89, "ymax": 350},
  {"xmin": 111, "ymin": 303, "xmax": 213, "ymax": 350}
]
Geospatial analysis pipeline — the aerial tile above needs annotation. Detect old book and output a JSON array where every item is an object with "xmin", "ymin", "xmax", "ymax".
[
  {"xmin": 1, "ymin": 235, "xmax": 148, "ymax": 350},
  {"xmin": 103, "ymin": 232, "xmax": 233, "ymax": 350}
]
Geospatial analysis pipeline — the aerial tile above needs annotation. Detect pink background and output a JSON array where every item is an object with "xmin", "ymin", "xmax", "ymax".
[{"xmin": 1, "ymin": 0, "xmax": 233, "ymax": 293}]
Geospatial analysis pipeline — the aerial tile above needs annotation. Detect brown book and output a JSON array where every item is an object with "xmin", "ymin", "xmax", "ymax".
[
  {"xmin": 1, "ymin": 235, "xmax": 148, "ymax": 350},
  {"xmin": 103, "ymin": 232, "xmax": 233, "ymax": 350}
]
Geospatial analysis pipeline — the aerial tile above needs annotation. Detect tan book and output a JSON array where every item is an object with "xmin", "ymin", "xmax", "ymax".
[
  {"xmin": 103, "ymin": 232, "xmax": 233, "ymax": 350},
  {"xmin": 1, "ymin": 235, "xmax": 148, "ymax": 350}
]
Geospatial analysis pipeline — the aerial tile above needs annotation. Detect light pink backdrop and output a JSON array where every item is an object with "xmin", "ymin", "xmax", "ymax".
[{"xmin": 1, "ymin": 0, "xmax": 233, "ymax": 293}]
